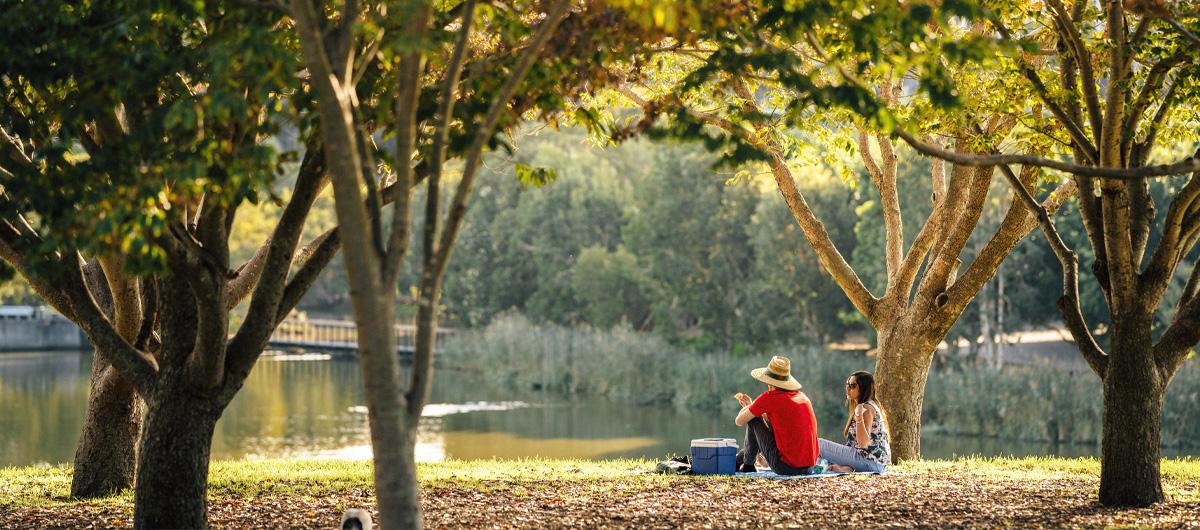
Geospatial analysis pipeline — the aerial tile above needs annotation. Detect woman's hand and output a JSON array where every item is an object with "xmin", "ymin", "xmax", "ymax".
[{"xmin": 854, "ymin": 403, "xmax": 866, "ymax": 420}]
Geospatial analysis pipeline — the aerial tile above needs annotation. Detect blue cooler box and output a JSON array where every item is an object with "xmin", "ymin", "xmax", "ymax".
[{"xmin": 690, "ymin": 438, "xmax": 737, "ymax": 475}]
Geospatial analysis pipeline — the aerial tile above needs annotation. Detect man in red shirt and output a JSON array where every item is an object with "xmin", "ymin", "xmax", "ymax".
[{"xmin": 734, "ymin": 355, "xmax": 819, "ymax": 475}]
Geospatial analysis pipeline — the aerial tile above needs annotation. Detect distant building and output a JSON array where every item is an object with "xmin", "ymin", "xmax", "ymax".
[
  {"xmin": 0, "ymin": 305, "xmax": 87, "ymax": 351},
  {"xmin": 0, "ymin": 305, "xmax": 58, "ymax": 320}
]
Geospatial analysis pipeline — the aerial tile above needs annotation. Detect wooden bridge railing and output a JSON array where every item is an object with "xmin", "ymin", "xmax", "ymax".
[{"xmin": 268, "ymin": 318, "xmax": 455, "ymax": 353}]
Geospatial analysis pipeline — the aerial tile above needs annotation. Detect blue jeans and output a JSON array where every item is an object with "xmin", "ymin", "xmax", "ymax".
[{"xmin": 818, "ymin": 438, "xmax": 886, "ymax": 473}]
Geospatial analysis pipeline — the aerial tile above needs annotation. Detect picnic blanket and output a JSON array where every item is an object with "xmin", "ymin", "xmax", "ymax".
[{"xmin": 735, "ymin": 470, "xmax": 886, "ymax": 479}]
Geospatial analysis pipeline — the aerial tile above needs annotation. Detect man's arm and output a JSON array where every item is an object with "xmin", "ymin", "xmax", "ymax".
[{"xmin": 735, "ymin": 406, "xmax": 756, "ymax": 426}]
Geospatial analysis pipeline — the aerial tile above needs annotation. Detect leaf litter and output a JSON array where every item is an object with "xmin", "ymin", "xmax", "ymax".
[{"xmin": 2, "ymin": 469, "xmax": 1199, "ymax": 529}]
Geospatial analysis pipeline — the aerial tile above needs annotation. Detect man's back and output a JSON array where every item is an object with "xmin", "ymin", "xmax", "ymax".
[{"xmin": 749, "ymin": 389, "xmax": 819, "ymax": 467}]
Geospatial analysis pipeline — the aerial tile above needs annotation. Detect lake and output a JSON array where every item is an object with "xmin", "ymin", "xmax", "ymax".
[{"xmin": 2, "ymin": 351, "xmax": 1195, "ymax": 467}]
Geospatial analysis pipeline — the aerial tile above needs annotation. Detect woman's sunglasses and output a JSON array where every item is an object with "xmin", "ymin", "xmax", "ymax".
[{"xmin": 845, "ymin": 382, "xmax": 858, "ymax": 389}]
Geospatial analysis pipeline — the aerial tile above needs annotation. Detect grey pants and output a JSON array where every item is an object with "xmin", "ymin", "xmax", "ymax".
[
  {"xmin": 818, "ymin": 437, "xmax": 886, "ymax": 473},
  {"xmin": 737, "ymin": 417, "xmax": 814, "ymax": 475}
]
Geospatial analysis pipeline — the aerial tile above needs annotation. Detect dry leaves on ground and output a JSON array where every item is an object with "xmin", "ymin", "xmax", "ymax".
[{"xmin": 3, "ymin": 471, "xmax": 1198, "ymax": 529}]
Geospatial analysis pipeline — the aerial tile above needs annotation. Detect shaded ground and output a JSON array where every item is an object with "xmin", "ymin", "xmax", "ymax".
[{"xmin": 2, "ymin": 458, "xmax": 1199, "ymax": 529}]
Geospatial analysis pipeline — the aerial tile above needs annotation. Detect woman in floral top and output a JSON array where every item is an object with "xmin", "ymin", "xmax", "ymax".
[{"xmin": 818, "ymin": 371, "xmax": 891, "ymax": 473}]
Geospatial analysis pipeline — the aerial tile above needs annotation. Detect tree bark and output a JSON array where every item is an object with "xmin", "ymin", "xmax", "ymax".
[
  {"xmin": 387, "ymin": 426, "xmax": 421, "ymax": 530},
  {"xmin": 72, "ymin": 258, "xmax": 145, "ymax": 498},
  {"xmin": 354, "ymin": 296, "xmax": 419, "ymax": 530},
  {"xmin": 132, "ymin": 386, "xmax": 219, "ymax": 529},
  {"xmin": 70, "ymin": 357, "xmax": 143, "ymax": 498},
  {"xmin": 1099, "ymin": 317, "xmax": 1166, "ymax": 507},
  {"xmin": 872, "ymin": 320, "xmax": 942, "ymax": 462}
]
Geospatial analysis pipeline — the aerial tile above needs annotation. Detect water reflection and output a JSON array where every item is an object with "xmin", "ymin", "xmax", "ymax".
[
  {"xmin": 0, "ymin": 352, "xmax": 89, "ymax": 466},
  {"xmin": 2, "ymin": 351, "xmax": 1196, "ymax": 467}
]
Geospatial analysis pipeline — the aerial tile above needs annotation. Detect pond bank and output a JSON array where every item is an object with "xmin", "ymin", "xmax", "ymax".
[{"xmin": 2, "ymin": 457, "xmax": 1198, "ymax": 529}]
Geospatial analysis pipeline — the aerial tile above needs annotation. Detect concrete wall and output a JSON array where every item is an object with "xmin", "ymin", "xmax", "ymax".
[{"xmin": 0, "ymin": 317, "xmax": 88, "ymax": 351}]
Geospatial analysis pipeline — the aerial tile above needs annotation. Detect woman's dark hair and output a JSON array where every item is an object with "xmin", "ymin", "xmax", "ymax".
[{"xmin": 843, "ymin": 371, "xmax": 888, "ymax": 437}]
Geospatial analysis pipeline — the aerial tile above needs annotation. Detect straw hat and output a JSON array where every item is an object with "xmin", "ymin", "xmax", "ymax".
[{"xmin": 751, "ymin": 355, "xmax": 801, "ymax": 390}]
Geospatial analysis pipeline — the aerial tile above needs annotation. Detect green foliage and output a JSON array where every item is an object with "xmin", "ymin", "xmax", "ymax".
[
  {"xmin": 431, "ymin": 128, "xmax": 868, "ymax": 348},
  {"xmin": 570, "ymin": 246, "xmax": 650, "ymax": 329},
  {"xmin": 514, "ymin": 163, "xmax": 559, "ymax": 189},
  {"xmin": 0, "ymin": 1, "xmax": 299, "ymax": 273}
]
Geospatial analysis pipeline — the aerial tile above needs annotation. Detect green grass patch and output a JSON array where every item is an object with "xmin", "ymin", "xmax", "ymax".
[{"xmin": 3, "ymin": 456, "xmax": 1198, "ymax": 508}]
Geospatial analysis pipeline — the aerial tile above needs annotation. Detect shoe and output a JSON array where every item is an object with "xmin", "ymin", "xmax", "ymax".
[
  {"xmin": 656, "ymin": 460, "xmax": 692, "ymax": 475},
  {"xmin": 735, "ymin": 453, "xmax": 756, "ymax": 473}
]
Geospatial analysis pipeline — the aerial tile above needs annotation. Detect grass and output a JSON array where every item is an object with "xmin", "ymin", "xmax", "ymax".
[
  {"xmin": 3, "ymin": 456, "xmax": 1199, "ymax": 509},
  {"xmin": 0, "ymin": 458, "xmax": 669, "ymax": 508}
]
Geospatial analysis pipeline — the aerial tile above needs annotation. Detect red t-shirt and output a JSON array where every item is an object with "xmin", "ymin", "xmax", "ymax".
[{"xmin": 748, "ymin": 389, "xmax": 819, "ymax": 467}]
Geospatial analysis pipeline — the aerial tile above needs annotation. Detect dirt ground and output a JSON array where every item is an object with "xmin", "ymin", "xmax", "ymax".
[{"xmin": 4, "ymin": 470, "xmax": 1200, "ymax": 529}]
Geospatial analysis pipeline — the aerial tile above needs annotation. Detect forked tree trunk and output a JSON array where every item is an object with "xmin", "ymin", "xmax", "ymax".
[
  {"xmin": 872, "ymin": 323, "xmax": 941, "ymax": 462},
  {"xmin": 1099, "ymin": 318, "xmax": 1166, "ymax": 507},
  {"xmin": 70, "ymin": 351, "xmax": 143, "ymax": 498},
  {"xmin": 132, "ymin": 385, "xmax": 219, "ymax": 530}
]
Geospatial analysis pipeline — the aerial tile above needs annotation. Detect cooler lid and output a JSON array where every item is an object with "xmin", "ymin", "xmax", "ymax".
[{"xmin": 690, "ymin": 438, "xmax": 738, "ymax": 448}]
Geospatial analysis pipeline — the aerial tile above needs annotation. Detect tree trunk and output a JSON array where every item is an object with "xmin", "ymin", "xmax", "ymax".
[
  {"xmin": 389, "ymin": 428, "xmax": 421, "ymax": 530},
  {"xmin": 70, "ymin": 353, "xmax": 143, "ymax": 498},
  {"xmin": 355, "ymin": 300, "xmax": 422, "ymax": 530},
  {"xmin": 1098, "ymin": 320, "xmax": 1165, "ymax": 507},
  {"xmin": 872, "ymin": 324, "xmax": 940, "ymax": 461},
  {"xmin": 132, "ymin": 388, "xmax": 219, "ymax": 529}
]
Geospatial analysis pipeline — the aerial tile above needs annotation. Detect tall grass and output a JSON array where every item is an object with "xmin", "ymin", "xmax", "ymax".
[
  {"xmin": 441, "ymin": 314, "xmax": 1200, "ymax": 447},
  {"xmin": 439, "ymin": 313, "xmax": 866, "ymax": 411}
]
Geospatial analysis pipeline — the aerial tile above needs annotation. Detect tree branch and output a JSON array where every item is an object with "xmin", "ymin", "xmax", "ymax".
[
  {"xmin": 1165, "ymin": 15, "xmax": 1200, "ymax": 48},
  {"xmin": 333, "ymin": 0, "xmax": 358, "ymax": 83},
  {"xmin": 386, "ymin": 0, "xmax": 475, "ymax": 289},
  {"xmin": 415, "ymin": 0, "xmax": 572, "ymax": 420},
  {"xmin": 431, "ymin": 0, "xmax": 572, "ymax": 275},
  {"xmin": 1133, "ymin": 78, "xmax": 1181, "ymax": 168},
  {"xmin": 1141, "ymin": 159, "xmax": 1200, "ymax": 309},
  {"xmin": 0, "ymin": 236, "xmax": 76, "ymax": 322},
  {"xmin": 858, "ymin": 127, "xmax": 902, "ymax": 290},
  {"xmin": 996, "ymin": 164, "xmax": 1108, "ymax": 377},
  {"xmin": 991, "ymin": 16, "xmax": 1100, "ymax": 163},
  {"xmin": 1046, "ymin": 0, "xmax": 1104, "ymax": 145},
  {"xmin": 134, "ymin": 276, "xmax": 158, "ymax": 351},
  {"xmin": 60, "ymin": 255, "xmax": 160, "ymax": 395},
  {"xmin": 619, "ymin": 77, "xmax": 885, "ymax": 324},
  {"xmin": 768, "ymin": 148, "xmax": 881, "ymax": 321},
  {"xmin": 381, "ymin": 0, "xmax": 437, "ymax": 288},
  {"xmin": 1122, "ymin": 52, "xmax": 1186, "ymax": 161},
  {"xmin": 1153, "ymin": 287, "xmax": 1200, "ymax": 380},
  {"xmin": 889, "ymin": 150, "xmax": 946, "ymax": 306},
  {"xmin": 176, "ymin": 199, "xmax": 230, "ymax": 390},
  {"xmin": 920, "ymin": 161, "xmax": 991, "ymax": 308},
  {"xmin": 1097, "ymin": 0, "xmax": 1134, "ymax": 304},
  {"xmin": 225, "ymin": 136, "xmax": 327, "ymax": 310},
  {"xmin": 948, "ymin": 167, "xmax": 1076, "ymax": 309},
  {"xmin": 97, "ymin": 255, "xmax": 141, "ymax": 343},
  {"xmin": 895, "ymin": 130, "xmax": 1200, "ymax": 178},
  {"xmin": 224, "ymin": 128, "xmax": 328, "ymax": 384},
  {"xmin": 275, "ymin": 227, "xmax": 340, "ymax": 326}
]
